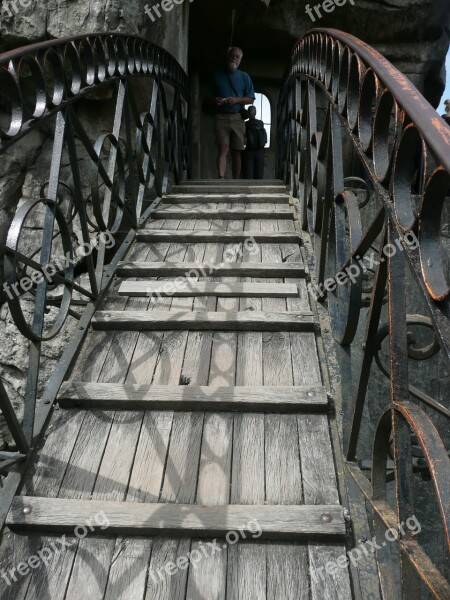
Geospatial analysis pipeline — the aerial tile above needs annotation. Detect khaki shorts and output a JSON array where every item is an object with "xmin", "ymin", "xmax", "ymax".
[{"xmin": 214, "ymin": 113, "xmax": 246, "ymax": 151}]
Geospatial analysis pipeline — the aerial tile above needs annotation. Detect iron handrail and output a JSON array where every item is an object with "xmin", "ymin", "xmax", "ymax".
[
  {"xmin": 0, "ymin": 34, "xmax": 191, "ymax": 487},
  {"xmin": 277, "ymin": 28, "xmax": 450, "ymax": 600}
]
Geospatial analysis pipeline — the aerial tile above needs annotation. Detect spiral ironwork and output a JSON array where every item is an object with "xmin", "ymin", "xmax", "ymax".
[
  {"xmin": 0, "ymin": 33, "xmax": 191, "ymax": 449},
  {"xmin": 277, "ymin": 29, "xmax": 450, "ymax": 599}
]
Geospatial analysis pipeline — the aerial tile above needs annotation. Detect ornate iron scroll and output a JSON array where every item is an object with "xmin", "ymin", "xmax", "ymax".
[
  {"xmin": 277, "ymin": 29, "xmax": 449, "ymax": 599},
  {"xmin": 0, "ymin": 34, "xmax": 191, "ymax": 458}
]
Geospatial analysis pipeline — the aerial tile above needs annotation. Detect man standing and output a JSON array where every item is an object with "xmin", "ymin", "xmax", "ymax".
[
  {"xmin": 209, "ymin": 47, "xmax": 255, "ymax": 179},
  {"xmin": 244, "ymin": 106, "xmax": 267, "ymax": 179}
]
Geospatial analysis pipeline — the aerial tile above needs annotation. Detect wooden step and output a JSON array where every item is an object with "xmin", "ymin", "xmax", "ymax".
[
  {"xmin": 7, "ymin": 497, "xmax": 346, "ymax": 538},
  {"xmin": 117, "ymin": 261, "xmax": 305, "ymax": 278},
  {"xmin": 172, "ymin": 185, "xmax": 286, "ymax": 194},
  {"xmin": 182, "ymin": 179, "xmax": 284, "ymax": 185},
  {"xmin": 118, "ymin": 281, "xmax": 300, "ymax": 298},
  {"xmin": 151, "ymin": 208, "xmax": 293, "ymax": 219},
  {"xmin": 161, "ymin": 194, "xmax": 289, "ymax": 204},
  {"xmin": 58, "ymin": 382, "xmax": 328, "ymax": 411},
  {"xmin": 137, "ymin": 230, "xmax": 300, "ymax": 243},
  {"xmin": 92, "ymin": 310, "xmax": 315, "ymax": 331}
]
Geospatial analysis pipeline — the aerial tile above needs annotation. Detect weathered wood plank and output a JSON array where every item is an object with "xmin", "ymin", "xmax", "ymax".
[
  {"xmin": 178, "ymin": 179, "xmax": 283, "ymax": 185},
  {"xmin": 103, "ymin": 538, "xmax": 152, "ymax": 600},
  {"xmin": 180, "ymin": 214, "xmax": 236, "ymax": 599},
  {"xmin": 151, "ymin": 208, "xmax": 293, "ymax": 219},
  {"xmin": 119, "ymin": 280, "xmax": 299, "ymax": 298},
  {"xmin": 145, "ymin": 537, "xmax": 192, "ymax": 599},
  {"xmin": 92, "ymin": 310, "xmax": 315, "ymax": 332},
  {"xmin": 183, "ymin": 210, "xmax": 241, "ymax": 592},
  {"xmin": 58, "ymin": 382, "xmax": 328, "ymax": 412},
  {"xmin": 230, "ymin": 222, "xmax": 267, "ymax": 600},
  {"xmin": 171, "ymin": 185, "xmax": 286, "ymax": 194},
  {"xmin": 299, "ymin": 417, "xmax": 353, "ymax": 598},
  {"xmin": 117, "ymin": 261, "xmax": 305, "ymax": 278},
  {"xmin": 137, "ymin": 229, "xmax": 299, "ymax": 242},
  {"xmin": 8, "ymin": 498, "xmax": 346, "ymax": 538},
  {"xmin": 258, "ymin": 213, "xmax": 311, "ymax": 599},
  {"xmin": 161, "ymin": 194, "xmax": 289, "ymax": 204}
]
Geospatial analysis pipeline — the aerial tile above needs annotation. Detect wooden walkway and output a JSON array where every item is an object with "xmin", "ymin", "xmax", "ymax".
[{"xmin": 0, "ymin": 181, "xmax": 353, "ymax": 599}]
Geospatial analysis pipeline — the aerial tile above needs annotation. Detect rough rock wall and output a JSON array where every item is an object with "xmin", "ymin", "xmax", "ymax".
[{"xmin": 236, "ymin": 0, "xmax": 450, "ymax": 104}]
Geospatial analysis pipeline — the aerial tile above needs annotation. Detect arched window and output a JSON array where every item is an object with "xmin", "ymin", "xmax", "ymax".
[
  {"xmin": 437, "ymin": 46, "xmax": 450, "ymax": 116},
  {"xmin": 254, "ymin": 92, "xmax": 271, "ymax": 148}
]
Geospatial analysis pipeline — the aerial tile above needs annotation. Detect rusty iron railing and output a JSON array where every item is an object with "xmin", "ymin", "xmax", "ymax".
[
  {"xmin": 277, "ymin": 28, "xmax": 450, "ymax": 599},
  {"xmin": 0, "ymin": 34, "xmax": 191, "ymax": 490}
]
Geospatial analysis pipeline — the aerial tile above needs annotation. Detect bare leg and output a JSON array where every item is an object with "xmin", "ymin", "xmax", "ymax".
[
  {"xmin": 231, "ymin": 149, "xmax": 242, "ymax": 179},
  {"xmin": 217, "ymin": 144, "xmax": 229, "ymax": 178}
]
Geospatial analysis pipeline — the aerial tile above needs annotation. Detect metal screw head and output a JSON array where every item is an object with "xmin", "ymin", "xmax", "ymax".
[
  {"xmin": 307, "ymin": 391, "xmax": 316, "ymax": 397},
  {"xmin": 22, "ymin": 506, "xmax": 32, "ymax": 515},
  {"xmin": 320, "ymin": 513, "xmax": 333, "ymax": 523}
]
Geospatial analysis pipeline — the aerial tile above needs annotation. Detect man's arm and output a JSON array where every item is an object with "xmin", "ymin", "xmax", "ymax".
[
  {"xmin": 226, "ymin": 96, "xmax": 254, "ymax": 106},
  {"xmin": 227, "ymin": 72, "xmax": 256, "ymax": 106}
]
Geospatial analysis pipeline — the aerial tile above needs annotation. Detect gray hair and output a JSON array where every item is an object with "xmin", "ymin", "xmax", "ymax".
[
  {"xmin": 248, "ymin": 106, "xmax": 257, "ymax": 116},
  {"xmin": 227, "ymin": 46, "xmax": 243, "ymax": 60}
]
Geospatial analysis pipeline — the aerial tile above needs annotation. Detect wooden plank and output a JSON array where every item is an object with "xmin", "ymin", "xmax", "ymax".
[
  {"xmin": 58, "ymin": 382, "xmax": 328, "ymax": 411},
  {"xmin": 161, "ymin": 194, "xmax": 289, "ymax": 204},
  {"xmin": 117, "ymin": 261, "xmax": 305, "ymax": 277},
  {"xmin": 230, "ymin": 223, "xmax": 267, "ymax": 600},
  {"xmin": 259, "ymin": 213, "xmax": 310, "ymax": 599},
  {"xmin": 266, "ymin": 543, "xmax": 310, "ymax": 600},
  {"xmin": 8, "ymin": 498, "xmax": 346, "ymax": 538},
  {"xmin": 103, "ymin": 539, "xmax": 152, "ymax": 600},
  {"xmin": 119, "ymin": 281, "xmax": 299, "ymax": 298},
  {"xmin": 92, "ymin": 310, "xmax": 315, "ymax": 332},
  {"xmin": 178, "ymin": 179, "xmax": 283, "ymax": 185},
  {"xmin": 137, "ymin": 230, "xmax": 299, "ymax": 242},
  {"xmin": 185, "ymin": 411, "xmax": 231, "ymax": 588},
  {"xmin": 151, "ymin": 208, "xmax": 293, "ymax": 219},
  {"xmin": 299, "ymin": 416, "xmax": 353, "ymax": 598},
  {"xmin": 184, "ymin": 206, "xmax": 241, "ymax": 594},
  {"xmin": 171, "ymin": 185, "xmax": 286, "ymax": 194}
]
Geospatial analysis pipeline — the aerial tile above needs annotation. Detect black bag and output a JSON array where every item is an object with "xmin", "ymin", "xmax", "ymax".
[{"xmin": 246, "ymin": 119, "xmax": 267, "ymax": 149}]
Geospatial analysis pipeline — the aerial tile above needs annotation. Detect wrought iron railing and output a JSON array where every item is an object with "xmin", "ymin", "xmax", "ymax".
[
  {"xmin": 277, "ymin": 28, "xmax": 450, "ymax": 600},
  {"xmin": 0, "ymin": 34, "xmax": 191, "ymax": 487}
]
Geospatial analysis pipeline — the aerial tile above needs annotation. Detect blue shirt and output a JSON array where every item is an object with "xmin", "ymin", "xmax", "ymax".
[{"xmin": 209, "ymin": 69, "xmax": 256, "ymax": 114}]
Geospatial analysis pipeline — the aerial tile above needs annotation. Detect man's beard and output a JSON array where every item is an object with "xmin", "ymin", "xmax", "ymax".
[{"xmin": 228, "ymin": 62, "xmax": 238, "ymax": 72}]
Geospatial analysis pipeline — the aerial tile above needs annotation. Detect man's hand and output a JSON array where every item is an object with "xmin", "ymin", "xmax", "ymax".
[
  {"xmin": 215, "ymin": 97, "xmax": 225, "ymax": 106},
  {"xmin": 226, "ymin": 97, "xmax": 240, "ymax": 106}
]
